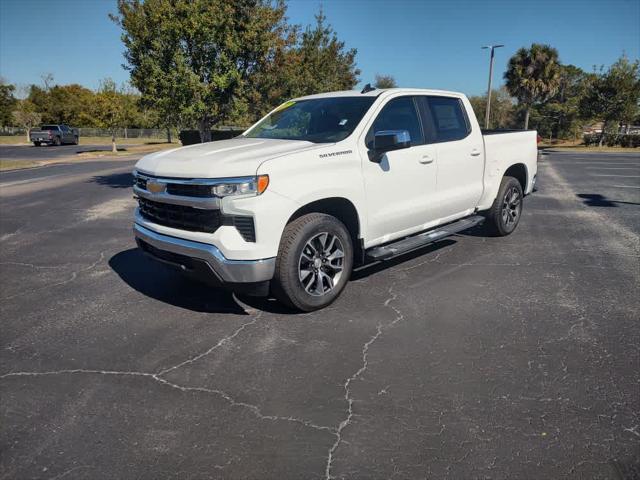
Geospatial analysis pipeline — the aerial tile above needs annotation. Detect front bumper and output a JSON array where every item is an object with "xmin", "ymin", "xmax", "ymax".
[{"xmin": 134, "ymin": 223, "xmax": 276, "ymax": 285}]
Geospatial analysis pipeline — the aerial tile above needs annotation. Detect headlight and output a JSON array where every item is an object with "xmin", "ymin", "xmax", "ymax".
[{"xmin": 212, "ymin": 175, "xmax": 269, "ymax": 197}]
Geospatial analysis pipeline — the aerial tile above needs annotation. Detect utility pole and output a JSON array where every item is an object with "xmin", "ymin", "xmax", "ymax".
[{"xmin": 481, "ymin": 44, "xmax": 504, "ymax": 129}]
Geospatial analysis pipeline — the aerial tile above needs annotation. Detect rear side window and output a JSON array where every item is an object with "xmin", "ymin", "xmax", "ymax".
[
  {"xmin": 426, "ymin": 97, "xmax": 470, "ymax": 142},
  {"xmin": 366, "ymin": 96, "xmax": 425, "ymax": 148}
]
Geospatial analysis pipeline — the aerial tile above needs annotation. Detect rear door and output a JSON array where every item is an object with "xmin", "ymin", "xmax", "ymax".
[
  {"xmin": 423, "ymin": 96, "xmax": 484, "ymax": 219},
  {"xmin": 361, "ymin": 95, "xmax": 439, "ymax": 245},
  {"xmin": 60, "ymin": 125, "xmax": 72, "ymax": 143}
]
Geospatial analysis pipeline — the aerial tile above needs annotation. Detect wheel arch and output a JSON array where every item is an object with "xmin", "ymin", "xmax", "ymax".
[
  {"xmin": 504, "ymin": 163, "xmax": 528, "ymax": 192},
  {"xmin": 286, "ymin": 197, "xmax": 363, "ymax": 264}
]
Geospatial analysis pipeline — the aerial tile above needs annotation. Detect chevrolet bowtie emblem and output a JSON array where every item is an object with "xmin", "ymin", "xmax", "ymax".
[{"xmin": 146, "ymin": 180, "xmax": 166, "ymax": 194}]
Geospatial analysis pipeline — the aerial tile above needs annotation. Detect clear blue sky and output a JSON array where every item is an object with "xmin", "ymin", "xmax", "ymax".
[{"xmin": 1, "ymin": 0, "xmax": 638, "ymax": 97}]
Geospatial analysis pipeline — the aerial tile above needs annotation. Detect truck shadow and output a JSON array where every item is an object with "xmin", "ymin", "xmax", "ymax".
[
  {"xmin": 110, "ymin": 240, "xmax": 458, "ymax": 316},
  {"xmin": 90, "ymin": 172, "xmax": 133, "ymax": 189},
  {"xmin": 576, "ymin": 193, "xmax": 639, "ymax": 207},
  {"xmin": 351, "ymin": 239, "xmax": 457, "ymax": 280},
  {"xmin": 109, "ymin": 248, "xmax": 247, "ymax": 315}
]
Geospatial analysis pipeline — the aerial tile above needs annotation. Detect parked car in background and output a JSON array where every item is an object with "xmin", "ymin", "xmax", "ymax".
[
  {"xmin": 29, "ymin": 124, "xmax": 79, "ymax": 146},
  {"xmin": 133, "ymin": 87, "xmax": 538, "ymax": 311}
]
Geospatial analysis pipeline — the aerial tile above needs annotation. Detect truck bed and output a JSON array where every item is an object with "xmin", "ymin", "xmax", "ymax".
[
  {"xmin": 476, "ymin": 129, "xmax": 538, "ymax": 209},
  {"xmin": 481, "ymin": 129, "xmax": 532, "ymax": 135}
]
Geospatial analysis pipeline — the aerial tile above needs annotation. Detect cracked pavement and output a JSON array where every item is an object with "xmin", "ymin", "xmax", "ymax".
[{"xmin": 0, "ymin": 152, "xmax": 639, "ymax": 479}]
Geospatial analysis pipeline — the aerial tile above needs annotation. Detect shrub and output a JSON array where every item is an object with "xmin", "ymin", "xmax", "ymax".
[{"xmin": 582, "ymin": 133, "xmax": 640, "ymax": 147}]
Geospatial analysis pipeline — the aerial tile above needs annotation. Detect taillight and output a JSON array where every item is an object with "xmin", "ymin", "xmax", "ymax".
[
  {"xmin": 48, "ymin": 131, "xmax": 52, "ymax": 138},
  {"xmin": 536, "ymin": 134, "xmax": 542, "ymax": 144}
]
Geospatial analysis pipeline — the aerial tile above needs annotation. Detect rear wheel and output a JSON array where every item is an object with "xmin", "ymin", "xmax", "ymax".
[
  {"xmin": 34, "ymin": 142, "xmax": 41, "ymax": 147},
  {"xmin": 483, "ymin": 176, "xmax": 523, "ymax": 236},
  {"xmin": 272, "ymin": 213, "xmax": 353, "ymax": 312},
  {"xmin": 53, "ymin": 136, "xmax": 61, "ymax": 146}
]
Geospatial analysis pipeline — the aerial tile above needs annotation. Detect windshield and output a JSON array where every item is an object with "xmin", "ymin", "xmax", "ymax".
[
  {"xmin": 245, "ymin": 97, "xmax": 375, "ymax": 143},
  {"xmin": 41, "ymin": 125, "xmax": 59, "ymax": 131}
]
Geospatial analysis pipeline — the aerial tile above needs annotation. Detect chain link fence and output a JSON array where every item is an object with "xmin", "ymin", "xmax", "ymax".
[
  {"xmin": 0, "ymin": 126, "xmax": 27, "ymax": 136},
  {"xmin": 78, "ymin": 128, "xmax": 173, "ymax": 139}
]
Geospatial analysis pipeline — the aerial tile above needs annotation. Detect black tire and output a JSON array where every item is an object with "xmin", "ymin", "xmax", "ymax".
[
  {"xmin": 54, "ymin": 136, "xmax": 61, "ymax": 146},
  {"xmin": 272, "ymin": 213, "xmax": 353, "ymax": 312},
  {"xmin": 73, "ymin": 136, "xmax": 79, "ymax": 145},
  {"xmin": 34, "ymin": 142, "xmax": 41, "ymax": 147},
  {"xmin": 483, "ymin": 176, "xmax": 524, "ymax": 236}
]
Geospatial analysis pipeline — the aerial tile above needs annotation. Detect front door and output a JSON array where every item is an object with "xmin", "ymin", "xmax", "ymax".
[{"xmin": 361, "ymin": 96, "xmax": 439, "ymax": 246}]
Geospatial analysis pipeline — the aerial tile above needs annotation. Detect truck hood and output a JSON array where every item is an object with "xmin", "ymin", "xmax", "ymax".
[{"xmin": 135, "ymin": 137, "xmax": 321, "ymax": 178}]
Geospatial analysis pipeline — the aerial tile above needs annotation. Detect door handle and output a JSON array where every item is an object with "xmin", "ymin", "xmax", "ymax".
[
  {"xmin": 419, "ymin": 155, "xmax": 434, "ymax": 164},
  {"xmin": 470, "ymin": 149, "xmax": 481, "ymax": 157}
]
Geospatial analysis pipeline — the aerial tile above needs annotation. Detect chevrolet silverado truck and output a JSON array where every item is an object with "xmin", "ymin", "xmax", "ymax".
[
  {"xmin": 30, "ymin": 124, "xmax": 79, "ymax": 146},
  {"xmin": 133, "ymin": 87, "xmax": 538, "ymax": 311}
]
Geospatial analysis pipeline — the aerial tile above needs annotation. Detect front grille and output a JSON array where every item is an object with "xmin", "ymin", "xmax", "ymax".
[
  {"xmin": 166, "ymin": 183, "xmax": 213, "ymax": 198},
  {"xmin": 233, "ymin": 216, "xmax": 256, "ymax": 242},
  {"xmin": 135, "ymin": 174, "xmax": 214, "ymax": 198},
  {"xmin": 137, "ymin": 197, "xmax": 221, "ymax": 233}
]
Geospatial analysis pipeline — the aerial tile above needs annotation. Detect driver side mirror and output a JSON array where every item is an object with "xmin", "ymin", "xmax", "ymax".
[{"xmin": 370, "ymin": 130, "xmax": 411, "ymax": 163}]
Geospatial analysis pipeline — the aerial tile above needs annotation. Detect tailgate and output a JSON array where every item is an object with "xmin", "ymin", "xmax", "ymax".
[{"xmin": 30, "ymin": 131, "xmax": 51, "ymax": 140}]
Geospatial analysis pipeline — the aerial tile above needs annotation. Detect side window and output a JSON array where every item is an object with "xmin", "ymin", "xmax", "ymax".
[
  {"xmin": 426, "ymin": 96, "xmax": 470, "ymax": 142},
  {"xmin": 61, "ymin": 125, "xmax": 69, "ymax": 132},
  {"xmin": 366, "ymin": 96, "xmax": 424, "ymax": 148}
]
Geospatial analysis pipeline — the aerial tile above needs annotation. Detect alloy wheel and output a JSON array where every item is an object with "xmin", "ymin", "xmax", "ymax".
[
  {"xmin": 298, "ymin": 232, "xmax": 345, "ymax": 296},
  {"xmin": 501, "ymin": 186, "xmax": 521, "ymax": 227}
]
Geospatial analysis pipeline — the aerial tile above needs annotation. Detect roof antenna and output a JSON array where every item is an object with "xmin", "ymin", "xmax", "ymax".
[{"xmin": 361, "ymin": 83, "xmax": 376, "ymax": 94}]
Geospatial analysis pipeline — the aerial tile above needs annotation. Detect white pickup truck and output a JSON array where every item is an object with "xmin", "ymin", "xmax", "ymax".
[{"xmin": 133, "ymin": 87, "xmax": 537, "ymax": 311}]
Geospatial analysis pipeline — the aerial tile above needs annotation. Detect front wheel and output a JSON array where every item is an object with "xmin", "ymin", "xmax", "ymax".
[
  {"xmin": 272, "ymin": 213, "xmax": 353, "ymax": 312},
  {"xmin": 483, "ymin": 176, "xmax": 524, "ymax": 236},
  {"xmin": 73, "ymin": 136, "xmax": 79, "ymax": 145}
]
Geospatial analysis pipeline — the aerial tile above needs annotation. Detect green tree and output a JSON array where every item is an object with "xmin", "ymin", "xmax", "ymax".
[
  {"xmin": 0, "ymin": 81, "xmax": 17, "ymax": 127},
  {"xmin": 48, "ymin": 84, "xmax": 98, "ymax": 126},
  {"xmin": 374, "ymin": 74, "xmax": 397, "ymax": 89},
  {"xmin": 112, "ymin": 0, "xmax": 292, "ymax": 142},
  {"xmin": 285, "ymin": 10, "xmax": 359, "ymax": 97},
  {"xmin": 244, "ymin": 9, "xmax": 360, "ymax": 124},
  {"xmin": 26, "ymin": 85, "xmax": 53, "ymax": 123},
  {"xmin": 504, "ymin": 44, "xmax": 561, "ymax": 129},
  {"xmin": 468, "ymin": 86, "xmax": 516, "ymax": 129},
  {"xmin": 529, "ymin": 65, "xmax": 594, "ymax": 140},
  {"xmin": 580, "ymin": 56, "xmax": 640, "ymax": 146},
  {"xmin": 13, "ymin": 100, "xmax": 42, "ymax": 142},
  {"xmin": 93, "ymin": 79, "xmax": 130, "ymax": 152}
]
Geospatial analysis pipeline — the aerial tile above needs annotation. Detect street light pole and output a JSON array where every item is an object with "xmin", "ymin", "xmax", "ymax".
[{"xmin": 482, "ymin": 44, "xmax": 504, "ymax": 129}]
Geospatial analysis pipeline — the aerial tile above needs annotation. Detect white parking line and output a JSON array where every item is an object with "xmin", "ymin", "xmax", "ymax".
[
  {"xmin": 0, "ymin": 174, "xmax": 66, "ymax": 187},
  {"xmin": 607, "ymin": 185, "xmax": 640, "ymax": 189},
  {"xmin": 589, "ymin": 174, "xmax": 640, "ymax": 177},
  {"xmin": 568, "ymin": 162, "xmax": 640, "ymax": 166},
  {"xmin": 585, "ymin": 167, "xmax": 640, "ymax": 170}
]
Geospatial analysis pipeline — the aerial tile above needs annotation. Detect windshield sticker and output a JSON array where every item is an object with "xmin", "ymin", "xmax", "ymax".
[
  {"xmin": 339, "ymin": 119, "xmax": 348, "ymax": 126},
  {"xmin": 274, "ymin": 101, "xmax": 296, "ymax": 113}
]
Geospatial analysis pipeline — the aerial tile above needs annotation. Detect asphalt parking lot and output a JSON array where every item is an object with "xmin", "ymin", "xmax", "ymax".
[
  {"xmin": 0, "ymin": 152, "xmax": 638, "ymax": 479},
  {"xmin": 0, "ymin": 144, "xmax": 135, "ymax": 162}
]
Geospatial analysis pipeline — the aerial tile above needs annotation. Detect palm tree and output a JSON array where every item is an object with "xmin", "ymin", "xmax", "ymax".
[{"xmin": 504, "ymin": 44, "xmax": 561, "ymax": 129}]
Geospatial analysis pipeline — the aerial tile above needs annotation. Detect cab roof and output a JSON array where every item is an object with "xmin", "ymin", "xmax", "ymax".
[{"xmin": 293, "ymin": 87, "xmax": 465, "ymax": 101}]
